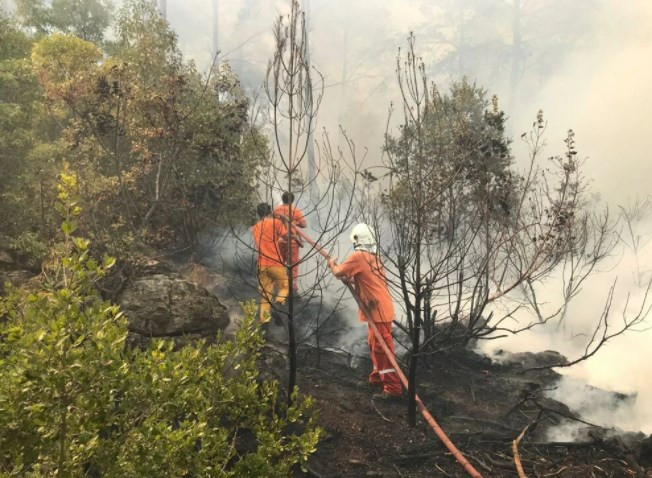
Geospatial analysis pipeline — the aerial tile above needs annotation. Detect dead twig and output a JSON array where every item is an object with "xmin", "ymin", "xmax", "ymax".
[
  {"xmin": 434, "ymin": 463, "xmax": 453, "ymax": 476},
  {"xmin": 393, "ymin": 464, "xmax": 406, "ymax": 477},
  {"xmin": 482, "ymin": 453, "xmax": 517, "ymax": 470},
  {"xmin": 447, "ymin": 415, "xmax": 518, "ymax": 433},
  {"xmin": 371, "ymin": 397, "xmax": 393, "ymax": 423},
  {"xmin": 467, "ymin": 453, "xmax": 493, "ymax": 474},
  {"xmin": 512, "ymin": 424, "xmax": 530, "ymax": 478},
  {"xmin": 541, "ymin": 466, "xmax": 569, "ymax": 477},
  {"xmin": 391, "ymin": 452, "xmax": 442, "ymax": 463},
  {"xmin": 306, "ymin": 465, "xmax": 324, "ymax": 478}
]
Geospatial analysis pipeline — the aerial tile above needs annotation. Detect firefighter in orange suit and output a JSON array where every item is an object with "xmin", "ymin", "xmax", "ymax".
[
  {"xmin": 252, "ymin": 202, "xmax": 289, "ymax": 324},
  {"xmin": 274, "ymin": 191, "xmax": 306, "ymax": 292},
  {"xmin": 328, "ymin": 223, "xmax": 403, "ymax": 399}
]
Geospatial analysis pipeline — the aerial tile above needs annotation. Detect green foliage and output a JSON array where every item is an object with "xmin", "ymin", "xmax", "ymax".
[
  {"xmin": 8, "ymin": 232, "xmax": 48, "ymax": 270},
  {"xmin": 0, "ymin": 0, "xmax": 264, "ymax": 265},
  {"xmin": 0, "ymin": 14, "xmax": 60, "ymax": 245},
  {"xmin": 384, "ymin": 78, "xmax": 516, "ymax": 237},
  {"xmin": 0, "ymin": 174, "xmax": 321, "ymax": 476},
  {"xmin": 15, "ymin": 0, "xmax": 113, "ymax": 43}
]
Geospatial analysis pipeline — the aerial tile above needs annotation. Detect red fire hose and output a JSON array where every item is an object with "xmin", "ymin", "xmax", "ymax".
[{"xmin": 286, "ymin": 224, "xmax": 483, "ymax": 478}]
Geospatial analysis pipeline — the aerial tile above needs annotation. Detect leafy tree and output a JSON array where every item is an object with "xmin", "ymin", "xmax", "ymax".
[
  {"xmin": 369, "ymin": 35, "xmax": 633, "ymax": 427},
  {"xmin": 15, "ymin": 0, "xmax": 113, "ymax": 43},
  {"xmin": 0, "ymin": 172, "xmax": 321, "ymax": 476},
  {"xmin": 0, "ymin": 14, "xmax": 62, "ymax": 252},
  {"xmin": 2, "ymin": 0, "xmax": 264, "ymax": 262}
]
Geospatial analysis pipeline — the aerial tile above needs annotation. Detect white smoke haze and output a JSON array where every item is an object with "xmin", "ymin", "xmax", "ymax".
[
  {"xmin": 104, "ymin": 0, "xmax": 652, "ymax": 436},
  {"xmin": 542, "ymin": 377, "xmax": 638, "ymax": 442},
  {"xmin": 481, "ymin": 210, "xmax": 652, "ymax": 434}
]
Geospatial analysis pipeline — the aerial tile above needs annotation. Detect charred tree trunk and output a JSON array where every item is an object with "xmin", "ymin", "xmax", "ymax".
[
  {"xmin": 287, "ymin": 286, "xmax": 297, "ymax": 405},
  {"xmin": 408, "ymin": 279, "xmax": 422, "ymax": 426},
  {"xmin": 407, "ymin": 326, "xmax": 420, "ymax": 426}
]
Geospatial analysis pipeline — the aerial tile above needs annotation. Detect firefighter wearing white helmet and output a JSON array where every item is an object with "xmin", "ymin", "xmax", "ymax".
[
  {"xmin": 328, "ymin": 223, "xmax": 402, "ymax": 400},
  {"xmin": 350, "ymin": 223, "xmax": 377, "ymax": 253}
]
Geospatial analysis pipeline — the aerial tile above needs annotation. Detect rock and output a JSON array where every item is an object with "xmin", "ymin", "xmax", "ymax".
[
  {"xmin": 639, "ymin": 434, "xmax": 652, "ymax": 466},
  {"xmin": 0, "ymin": 247, "xmax": 35, "ymax": 291},
  {"xmin": 0, "ymin": 250, "xmax": 14, "ymax": 265},
  {"xmin": 0, "ymin": 269, "xmax": 35, "ymax": 290},
  {"xmin": 118, "ymin": 273, "xmax": 229, "ymax": 344}
]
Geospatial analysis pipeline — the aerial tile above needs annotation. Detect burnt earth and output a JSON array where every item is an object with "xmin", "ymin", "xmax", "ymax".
[{"xmin": 294, "ymin": 346, "xmax": 652, "ymax": 478}]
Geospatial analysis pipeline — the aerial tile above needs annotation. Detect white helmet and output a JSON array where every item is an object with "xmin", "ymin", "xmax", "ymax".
[{"xmin": 350, "ymin": 223, "xmax": 377, "ymax": 248}]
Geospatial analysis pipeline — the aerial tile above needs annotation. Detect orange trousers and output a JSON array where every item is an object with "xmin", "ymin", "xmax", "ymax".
[
  {"xmin": 367, "ymin": 321, "xmax": 402, "ymax": 396},
  {"xmin": 279, "ymin": 242, "xmax": 300, "ymax": 291}
]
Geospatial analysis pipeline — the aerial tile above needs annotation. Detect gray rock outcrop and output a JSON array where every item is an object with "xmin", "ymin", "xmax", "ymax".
[{"xmin": 119, "ymin": 273, "xmax": 230, "ymax": 347}]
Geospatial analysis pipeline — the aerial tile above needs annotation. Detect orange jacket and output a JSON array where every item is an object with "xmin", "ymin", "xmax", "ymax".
[
  {"xmin": 334, "ymin": 250, "xmax": 394, "ymax": 323},
  {"xmin": 274, "ymin": 204, "xmax": 307, "ymax": 228},
  {"xmin": 252, "ymin": 216, "xmax": 287, "ymax": 267}
]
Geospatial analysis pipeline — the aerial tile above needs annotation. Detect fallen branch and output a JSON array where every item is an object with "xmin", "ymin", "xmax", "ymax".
[
  {"xmin": 534, "ymin": 400, "xmax": 604, "ymax": 429},
  {"xmin": 371, "ymin": 398, "xmax": 393, "ymax": 423},
  {"xmin": 512, "ymin": 424, "xmax": 530, "ymax": 478},
  {"xmin": 434, "ymin": 463, "xmax": 453, "ymax": 476},
  {"xmin": 529, "ymin": 441, "xmax": 597, "ymax": 448},
  {"xmin": 480, "ymin": 453, "xmax": 514, "ymax": 470},
  {"xmin": 467, "ymin": 454, "xmax": 493, "ymax": 474},
  {"xmin": 306, "ymin": 465, "xmax": 324, "ymax": 478},
  {"xmin": 391, "ymin": 452, "xmax": 442, "ymax": 463},
  {"xmin": 448, "ymin": 416, "xmax": 519, "ymax": 433},
  {"xmin": 541, "ymin": 466, "xmax": 569, "ymax": 477}
]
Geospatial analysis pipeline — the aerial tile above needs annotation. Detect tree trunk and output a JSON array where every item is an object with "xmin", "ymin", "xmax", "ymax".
[
  {"xmin": 408, "ymin": 301, "xmax": 421, "ymax": 426},
  {"xmin": 287, "ymin": 286, "xmax": 297, "ymax": 405},
  {"xmin": 407, "ymin": 354, "xmax": 418, "ymax": 426}
]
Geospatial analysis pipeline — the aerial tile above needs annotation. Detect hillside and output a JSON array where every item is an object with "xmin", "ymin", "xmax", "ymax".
[{"xmin": 182, "ymin": 261, "xmax": 652, "ymax": 478}]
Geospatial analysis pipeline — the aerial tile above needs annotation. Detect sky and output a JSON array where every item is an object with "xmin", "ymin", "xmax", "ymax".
[{"xmin": 160, "ymin": 0, "xmax": 652, "ymax": 434}]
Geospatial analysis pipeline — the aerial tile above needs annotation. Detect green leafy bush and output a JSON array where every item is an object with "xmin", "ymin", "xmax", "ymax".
[
  {"xmin": 8, "ymin": 232, "xmax": 48, "ymax": 270},
  {"xmin": 0, "ymin": 173, "xmax": 321, "ymax": 476}
]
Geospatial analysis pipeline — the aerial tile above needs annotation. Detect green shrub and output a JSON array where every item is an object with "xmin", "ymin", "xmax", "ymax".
[
  {"xmin": 0, "ymin": 173, "xmax": 321, "ymax": 476},
  {"xmin": 8, "ymin": 232, "xmax": 48, "ymax": 270}
]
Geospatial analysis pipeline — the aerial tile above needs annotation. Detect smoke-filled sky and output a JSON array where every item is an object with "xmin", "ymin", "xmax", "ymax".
[
  {"xmin": 159, "ymin": 0, "xmax": 652, "ymax": 434},
  {"xmin": 157, "ymin": 0, "xmax": 652, "ymax": 200}
]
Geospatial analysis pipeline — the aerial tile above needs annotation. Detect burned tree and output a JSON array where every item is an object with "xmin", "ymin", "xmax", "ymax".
[
  {"xmin": 367, "ymin": 34, "xmax": 647, "ymax": 426},
  {"xmin": 226, "ymin": 0, "xmax": 361, "ymax": 403}
]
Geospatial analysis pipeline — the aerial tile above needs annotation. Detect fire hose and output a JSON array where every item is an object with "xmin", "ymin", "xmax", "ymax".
[{"xmin": 282, "ymin": 224, "xmax": 483, "ymax": 478}]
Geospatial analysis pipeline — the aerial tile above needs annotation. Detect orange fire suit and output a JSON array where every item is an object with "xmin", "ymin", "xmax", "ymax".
[
  {"xmin": 274, "ymin": 204, "xmax": 306, "ymax": 292},
  {"xmin": 252, "ymin": 216, "xmax": 288, "ymax": 322},
  {"xmin": 332, "ymin": 250, "xmax": 402, "ymax": 396}
]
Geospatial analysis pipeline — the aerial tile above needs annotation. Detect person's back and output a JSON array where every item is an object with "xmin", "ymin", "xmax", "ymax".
[
  {"xmin": 337, "ymin": 250, "xmax": 394, "ymax": 324},
  {"xmin": 274, "ymin": 203, "xmax": 306, "ymax": 228},
  {"xmin": 252, "ymin": 216, "xmax": 285, "ymax": 268},
  {"xmin": 252, "ymin": 203, "xmax": 288, "ymax": 323},
  {"xmin": 273, "ymin": 191, "xmax": 306, "ymax": 291}
]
